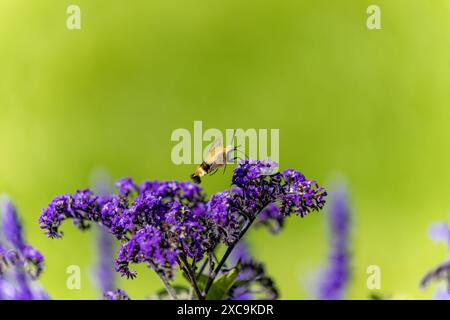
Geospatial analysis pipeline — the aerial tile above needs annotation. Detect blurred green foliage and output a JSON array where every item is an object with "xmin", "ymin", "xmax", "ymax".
[{"xmin": 0, "ymin": 0, "xmax": 449, "ymax": 299}]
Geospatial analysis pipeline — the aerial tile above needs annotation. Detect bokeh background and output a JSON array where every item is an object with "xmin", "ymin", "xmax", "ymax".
[{"xmin": 1, "ymin": 0, "xmax": 450, "ymax": 299}]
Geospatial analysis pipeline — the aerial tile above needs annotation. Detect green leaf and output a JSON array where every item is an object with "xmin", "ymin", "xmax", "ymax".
[
  {"xmin": 206, "ymin": 268, "xmax": 239, "ymax": 300},
  {"xmin": 196, "ymin": 274, "xmax": 209, "ymax": 292}
]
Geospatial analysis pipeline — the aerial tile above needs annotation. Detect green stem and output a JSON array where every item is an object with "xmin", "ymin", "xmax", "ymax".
[
  {"xmin": 157, "ymin": 273, "xmax": 178, "ymax": 300},
  {"xmin": 179, "ymin": 255, "xmax": 204, "ymax": 300}
]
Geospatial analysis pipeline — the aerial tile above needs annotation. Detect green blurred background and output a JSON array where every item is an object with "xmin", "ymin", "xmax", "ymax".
[{"xmin": 1, "ymin": 0, "xmax": 450, "ymax": 299}]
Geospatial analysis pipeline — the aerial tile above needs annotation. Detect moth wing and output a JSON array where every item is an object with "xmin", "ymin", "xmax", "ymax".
[
  {"xmin": 204, "ymin": 137, "xmax": 223, "ymax": 163},
  {"xmin": 224, "ymin": 145, "xmax": 236, "ymax": 163},
  {"xmin": 208, "ymin": 136, "xmax": 223, "ymax": 153}
]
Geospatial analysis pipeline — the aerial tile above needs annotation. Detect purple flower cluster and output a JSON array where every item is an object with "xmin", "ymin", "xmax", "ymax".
[
  {"xmin": 212, "ymin": 159, "xmax": 327, "ymax": 237},
  {"xmin": 429, "ymin": 222, "xmax": 450, "ymax": 247},
  {"xmin": 90, "ymin": 171, "xmax": 121, "ymax": 296},
  {"xmin": 0, "ymin": 197, "xmax": 47, "ymax": 300},
  {"xmin": 421, "ymin": 260, "xmax": 450, "ymax": 289},
  {"xmin": 229, "ymin": 241, "xmax": 278, "ymax": 300},
  {"xmin": 116, "ymin": 226, "xmax": 179, "ymax": 279},
  {"xmin": 103, "ymin": 289, "xmax": 130, "ymax": 300},
  {"xmin": 94, "ymin": 226, "xmax": 117, "ymax": 293},
  {"xmin": 2, "ymin": 201, "xmax": 25, "ymax": 249},
  {"xmin": 316, "ymin": 184, "xmax": 351, "ymax": 300},
  {"xmin": 207, "ymin": 190, "xmax": 240, "ymax": 245},
  {"xmin": 421, "ymin": 221, "xmax": 450, "ymax": 300},
  {"xmin": 39, "ymin": 159, "xmax": 327, "ymax": 299},
  {"xmin": 40, "ymin": 179, "xmax": 217, "ymax": 279}
]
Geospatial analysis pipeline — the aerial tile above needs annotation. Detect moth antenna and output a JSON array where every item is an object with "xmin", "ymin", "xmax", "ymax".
[{"xmin": 235, "ymin": 147, "xmax": 248, "ymax": 159}]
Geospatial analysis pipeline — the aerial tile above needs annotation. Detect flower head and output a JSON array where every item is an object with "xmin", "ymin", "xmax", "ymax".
[
  {"xmin": 213, "ymin": 159, "xmax": 327, "ymax": 235},
  {"xmin": 103, "ymin": 289, "xmax": 130, "ymax": 300},
  {"xmin": 21, "ymin": 245, "xmax": 44, "ymax": 279},
  {"xmin": 40, "ymin": 160, "xmax": 327, "ymax": 286},
  {"xmin": 421, "ymin": 260, "xmax": 450, "ymax": 289},
  {"xmin": 90, "ymin": 172, "xmax": 118, "ymax": 294},
  {"xmin": 94, "ymin": 226, "xmax": 117, "ymax": 293},
  {"xmin": 207, "ymin": 190, "xmax": 240, "ymax": 245},
  {"xmin": 1, "ymin": 197, "xmax": 25, "ymax": 249},
  {"xmin": 13, "ymin": 271, "xmax": 34, "ymax": 300},
  {"xmin": 0, "ymin": 198, "xmax": 47, "ymax": 299},
  {"xmin": 229, "ymin": 240, "xmax": 278, "ymax": 300},
  {"xmin": 231, "ymin": 240, "xmax": 252, "ymax": 265},
  {"xmin": 232, "ymin": 159, "xmax": 278, "ymax": 188},
  {"xmin": 279, "ymin": 169, "xmax": 327, "ymax": 217},
  {"xmin": 428, "ymin": 223, "xmax": 450, "ymax": 247},
  {"xmin": 421, "ymin": 217, "xmax": 450, "ymax": 298},
  {"xmin": 317, "ymin": 184, "xmax": 351, "ymax": 300},
  {"xmin": 116, "ymin": 226, "xmax": 179, "ymax": 279},
  {"xmin": 433, "ymin": 287, "xmax": 450, "ymax": 300},
  {"xmin": 116, "ymin": 178, "xmax": 138, "ymax": 197},
  {"xmin": 256, "ymin": 203, "xmax": 284, "ymax": 234}
]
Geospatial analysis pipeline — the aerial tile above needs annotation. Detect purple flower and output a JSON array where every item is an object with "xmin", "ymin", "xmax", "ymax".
[
  {"xmin": 166, "ymin": 201, "xmax": 213, "ymax": 261},
  {"xmin": 1, "ymin": 198, "xmax": 45, "ymax": 279},
  {"xmin": 94, "ymin": 226, "xmax": 117, "ymax": 293},
  {"xmin": 207, "ymin": 190, "xmax": 240, "ymax": 245},
  {"xmin": 421, "ymin": 219, "xmax": 450, "ymax": 298},
  {"xmin": 232, "ymin": 159, "xmax": 278, "ymax": 187},
  {"xmin": 116, "ymin": 226, "xmax": 179, "ymax": 279},
  {"xmin": 279, "ymin": 169, "xmax": 327, "ymax": 218},
  {"xmin": 317, "ymin": 184, "xmax": 351, "ymax": 300},
  {"xmin": 117, "ymin": 180, "xmax": 215, "ymax": 264},
  {"xmin": 213, "ymin": 159, "xmax": 327, "ymax": 235},
  {"xmin": 428, "ymin": 223, "xmax": 450, "ymax": 247},
  {"xmin": 230, "ymin": 260, "xmax": 278, "ymax": 300},
  {"xmin": 116, "ymin": 178, "xmax": 138, "ymax": 197},
  {"xmin": 0, "ymin": 270, "xmax": 49, "ymax": 300},
  {"xmin": 0, "ymin": 245, "xmax": 8, "ymax": 276},
  {"xmin": 40, "ymin": 179, "xmax": 216, "ymax": 280},
  {"xmin": 433, "ymin": 287, "xmax": 450, "ymax": 300},
  {"xmin": 0, "ymin": 198, "xmax": 47, "ymax": 300},
  {"xmin": 0, "ymin": 246, "xmax": 47, "ymax": 300},
  {"xmin": 38, "ymin": 191, "xmax": 101, "ymax": 239},
  {"xmin": 39, "ymin": 188, "xmax": 131, "ymax": 239},
  {"xmin": 21, "ymin": 245, "xmax": 44, "ymax": 279},
  {"xmin": 256, "ymin": 203, "xmax": 284, "ymax": 234},
  {"xmin": 100, "ymin": 195, "xmax": 130, "ymax": 238},
  {"xmin": 1, "ymin": 198, "xmax": 25, "ymax": 249},
  {"xmin": 231, "ymin": 241, "xmax": 252, "ymax": 265},
  {"xmin": 39, "ymin": 160, "xmax": 327, "ymax": 296},
  {"xmin": 90, "ymin": 172, "xmax": 117, "ymax": 294},
  {"xmin": 39, "ymin": 194, "xmax": 74, "ymax": 238},
  {"xmin": 103, "ymin": 289, "xmax": 130, "ymax": 300},
  {"xmin": 228, "ymin": 240, "xmax": 278, "ymax": 300},
  {"xmin": 0, "ymin": 278, "xmax": 15, "ymax": 300},
  {"xmin": 13, "ymin": 271, "xmax": 33, "ymax": 300},
  {"xmin": 421, "ymin": 260, "xmax": 450, "ymax": 289}
]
